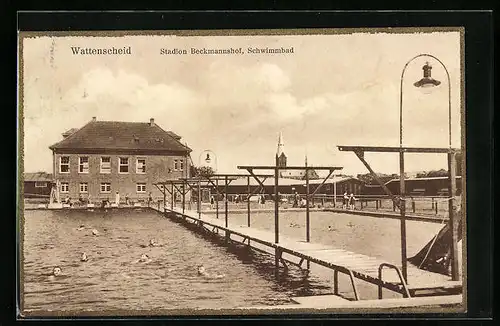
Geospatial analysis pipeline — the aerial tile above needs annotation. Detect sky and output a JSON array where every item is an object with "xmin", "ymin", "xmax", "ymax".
[{"xmin": 20, "ymin": 30, "xmax": 462, "ymax": 176}]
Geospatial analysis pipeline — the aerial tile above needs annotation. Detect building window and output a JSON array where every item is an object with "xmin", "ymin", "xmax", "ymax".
[
  {"xmin": 60, "ymin": 182, "xmax": 69, "ymax": 193},
  {"xmin": 79, "ymin": 183, "xmax": 88, "ymax": 193},
  {"xmin": 179, "ymin": 159, "xmax": 184, "ymax": 171},
  {"xmin": 60, "ymin": 156, "xmax": 70, "ymax": 173},
  {"xmin": 174, "ymin": 159, "xmax": 179, "ymax": 171},
  {"xmin": 119, "ymin": 157, "xmax": 129, "ymax": 173},
  {"xmin": 100, "ymin": 183, "xmax": 111, "ymax": 193},
  {"xmin": 136, "ymin": 183, "xmax": 146, "ymax": 193},
  {"xmin": 79, "ymin": 156, "xmax": 89, "ymax": 173},
  {"xmin": 136, "ymin": 158, "xmax": 146, "ymax": 174},
  {"xmin": 100, "ymin": 157, "xmax": 111, "ymax": 174},
  {"xmin": 35, "ymin": 181, "xmax": 48, "ymax": 188}
]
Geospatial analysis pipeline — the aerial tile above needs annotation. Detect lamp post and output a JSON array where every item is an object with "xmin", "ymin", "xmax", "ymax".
[
  {"xmin": 197, "ymin": 150, "xmax": 218, "ymax": 217},
  {"xmin": 399, "ymin": 54, "xmax": 454, "ymax": 282}
]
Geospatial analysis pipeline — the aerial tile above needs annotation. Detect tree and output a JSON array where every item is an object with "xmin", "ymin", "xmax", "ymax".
[{"xmin": 191, "ymin": 166, "xmax": 215, "ymax": 178}]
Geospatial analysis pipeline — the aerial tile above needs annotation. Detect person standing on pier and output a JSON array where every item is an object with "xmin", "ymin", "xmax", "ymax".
[
  {"xmin": 343, "ymin": 191, "xmax": 349, "ymax": 209},
  {"xmin": 148, "ymin": 192, "xmax": 153, "ymax": 207},
  {"xmin": 349, "ymin": 193, "xmax": 356, "ymax": 210},
  {"xmin": 125, "ymin": 194, "xmax": 130, "ymax": 205},
  {"xmin": 293, "ymin": 191, "xmax": 300, "ymax": 208},
  {"xmin": 115, "ymin": 191, "xmax": 120, "ymax": 207}
]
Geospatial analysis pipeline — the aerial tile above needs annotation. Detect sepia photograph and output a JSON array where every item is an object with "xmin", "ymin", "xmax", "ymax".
[{"xmin": 18, "ymin": 28, "xmax": 466, "ymax": 316}]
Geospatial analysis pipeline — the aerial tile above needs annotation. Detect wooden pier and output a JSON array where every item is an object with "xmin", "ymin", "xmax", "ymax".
[{"xmin": 151, "ymin": 205, "xmax": 462, "ymax": 302}]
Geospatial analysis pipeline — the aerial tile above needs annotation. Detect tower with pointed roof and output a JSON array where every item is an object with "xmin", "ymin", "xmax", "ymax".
[{"xmin": 277, "ymin": 132, "xmax": 287, "ymax": 168}]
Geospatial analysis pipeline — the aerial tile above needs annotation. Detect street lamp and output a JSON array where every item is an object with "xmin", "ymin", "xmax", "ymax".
[
  {"xmin": 400, "ymin": 54, "xmax": 452, "ymax": 148},
  {"xmin": 398, "ymin": 53, "xmax": 453, "ymax": 282}
]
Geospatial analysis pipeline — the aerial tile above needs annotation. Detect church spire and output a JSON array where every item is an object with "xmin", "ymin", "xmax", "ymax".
[
  {"xmin": 277, "ymin": 131, "xmax": 284, "ymax": 156},
  {"xmin": 277, "ymin": 132, "xmax": 287, "ymax": 168}
]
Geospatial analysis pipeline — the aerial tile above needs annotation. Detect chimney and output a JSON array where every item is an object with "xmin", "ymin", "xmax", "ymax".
[
  {"xmin": 149, "ymin": 118, "xmax": 155, "ymax": 126},
  {"xmin": 92, "ymin": 117, "xmax": 97, "ymax": 122}
]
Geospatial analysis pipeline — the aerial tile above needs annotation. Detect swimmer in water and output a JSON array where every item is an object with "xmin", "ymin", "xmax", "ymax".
[
  {"xmin": 149, "ymin": 239, "xmax": 164, "ymax": 247},
  {"xmin": 197, "ymin": 265, "xmax": 225, "ymax": 279},
  {"xmin": 81, "ymin": 252, "xmax": 88, "ymax": 262},
  {"xmin": 91, "ymin": 229, "xmax": 99, "ymax": 236},
  {"xmin": 48, "ymin": 267, "xmax": 63, "ymax": 280},
  {"xmin": 133, "ymin": 254, "xmax": 152, "ymax": 264},
  {"xmin": 327, "ymin": 225, "xmax": 336, "ymax": 231},
  {"xmin": 289, "ymin": 223, "xmax": 300, "ymax": 228},
  {"xmin": 77, "ymin": 224, "xmax": 85, "ymax": 231}
]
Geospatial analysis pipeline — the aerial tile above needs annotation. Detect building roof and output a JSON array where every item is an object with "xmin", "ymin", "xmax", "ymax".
[
  {"xmin": 24, "ymin": 172, "xmax": 53, "ymax": 182},
  {"xmin": 49, "ymin": 119, "xmax": 191, "ymax": 153},
  {"xmin": 62, "ymin": 128, "xmax": 79, "ymax": 137}
]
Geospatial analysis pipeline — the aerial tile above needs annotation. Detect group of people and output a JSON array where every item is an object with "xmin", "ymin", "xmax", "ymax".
[
  {"xmin": 342, "ymin": 191, "xmax": 357, "ymax": 210},
  {"xmin": 209, "ymin": 193, "xmax": 266, "ymax": 207},
  {"xmin": 48, "ymin": 226, "xmax": 224, "ymax": 280},
  {"xmin": 62, "ymin": 191, "xmax": 156, "ymax": 208}
]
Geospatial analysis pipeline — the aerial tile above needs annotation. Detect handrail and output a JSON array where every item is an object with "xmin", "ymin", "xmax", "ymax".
[{"xmin": 378, "ymin": 263, "xmax": 411, "ymax": 299}]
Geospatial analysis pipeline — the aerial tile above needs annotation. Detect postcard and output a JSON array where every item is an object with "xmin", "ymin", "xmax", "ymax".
[{"xmin": 18, "ymin": 28, "xmax": 466, "ymax": 316}]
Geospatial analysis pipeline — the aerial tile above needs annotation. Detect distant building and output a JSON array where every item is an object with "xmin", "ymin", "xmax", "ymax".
[
  {"xmin": 24, "ymin": 172, "xmax": 53, "ymax": 198},
  {"xmin": 48, "ymin": 117, "xmax": 192, "ymax": 202},
  {"xmin": 361, "ymin": 176, "xmax": 462, "ymax": 197}
]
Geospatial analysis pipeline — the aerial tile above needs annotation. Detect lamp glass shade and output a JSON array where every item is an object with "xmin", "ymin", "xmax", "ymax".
[{"xmin": 413, "ymin": 62, "xmax": 441, "ymax": 88}]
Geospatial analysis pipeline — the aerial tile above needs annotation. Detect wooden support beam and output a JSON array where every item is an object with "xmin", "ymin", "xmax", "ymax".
[
  {"xmin": 310, "ymin": 169, "xmax": 336, "ymax": 197},
  {"xmin": 238, "ymin": 165, "xmax": 343, "ymax": 171},
  {"xmin": 338, "ymin": 145, "xmax": 460, "ymax": 153},
  {"xmin": 353, "ymin": 150, "xmax": 402, "ymax": 209}
]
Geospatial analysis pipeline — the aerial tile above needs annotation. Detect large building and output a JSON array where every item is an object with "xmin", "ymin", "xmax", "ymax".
[{"xmin": 49, "ymin": 117, "xmax": 192, "ymax": 202}]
